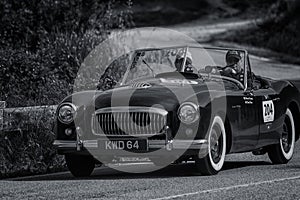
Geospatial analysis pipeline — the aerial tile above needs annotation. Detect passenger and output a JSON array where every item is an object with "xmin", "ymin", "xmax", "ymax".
[{"xmin": 174, "ymin": 51, "xmax": 195, "ymax": 73}]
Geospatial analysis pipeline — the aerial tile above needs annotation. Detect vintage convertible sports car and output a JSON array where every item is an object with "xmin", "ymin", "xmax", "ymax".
[{"xmin": 53, "ymin": 46, "xmax": 300, "ymax": 177}]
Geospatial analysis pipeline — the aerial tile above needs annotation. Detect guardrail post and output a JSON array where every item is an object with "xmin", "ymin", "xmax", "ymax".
[{"xmin": 0, "ymin": 101, "xmax": 5, "ymax": 130}]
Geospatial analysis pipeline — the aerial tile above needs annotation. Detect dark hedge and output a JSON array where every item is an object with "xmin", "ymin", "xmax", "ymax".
[{"xmin": 0, "ymin": 0, "xmax": 133, "ymax": 107}]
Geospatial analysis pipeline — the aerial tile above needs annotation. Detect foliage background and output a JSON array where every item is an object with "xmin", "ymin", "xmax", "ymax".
[
  {"xmin": 0, "ymin": 0, "xmax": 133, "ymax": 178},
  {"xmin": 0, "ymin": 0, "xmax": 133, "ymax": 107},
  {"xmin": 225, "ymin": 0, "xmax": 300, "ymax": 59}
]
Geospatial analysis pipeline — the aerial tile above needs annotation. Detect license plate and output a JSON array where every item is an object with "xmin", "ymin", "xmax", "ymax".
[{"xmin": 98, "ymin": 139, "xmax": 148, "ymax": 151}]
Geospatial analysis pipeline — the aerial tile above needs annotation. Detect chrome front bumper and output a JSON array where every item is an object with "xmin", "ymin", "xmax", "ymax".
[
  {"xmin": 54, "ymin": 126, "xmax": 208, "ymax": 154},
  {"xmin": 53, "ymin": 139, "xmax": 208, "ymax": 151}
]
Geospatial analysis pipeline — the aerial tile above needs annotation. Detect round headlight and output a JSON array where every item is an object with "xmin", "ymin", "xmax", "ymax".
[
  {"xmin": 178, "ymin": 102, "xmax": 199, "ymax": 124},
  {"xmin": 58, "ymin": 103, "xmax": 77, "ymax": 124}
]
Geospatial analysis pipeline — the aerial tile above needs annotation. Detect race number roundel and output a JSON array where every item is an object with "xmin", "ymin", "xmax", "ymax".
[{"xmin": 263, "ymin": 100, "xmax": 275, "ymax": 123}]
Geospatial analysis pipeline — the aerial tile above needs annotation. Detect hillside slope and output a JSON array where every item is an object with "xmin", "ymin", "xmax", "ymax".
[{"xmin": 224, "ymin": 0, "xmax": 300, "ymax": 58}]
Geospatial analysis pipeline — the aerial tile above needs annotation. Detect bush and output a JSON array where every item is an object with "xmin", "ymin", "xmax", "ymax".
[
  {"xmin": 0, "ymin": 0, "xmax": 133, "ymax": 50},
  {"xmin": 0, "ymin": 0, "xmax": 133, "ymax": 178},
  {"xmin": 0, "ymin": 0, "xmax": 133, "ymax": 107},
  {"xmin": 0, "ymin": 106, "xmax": 65, "ymax": 178}
]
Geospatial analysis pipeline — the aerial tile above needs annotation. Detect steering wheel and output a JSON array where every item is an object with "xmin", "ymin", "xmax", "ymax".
[
  {"xmin": 204, "ymin": 65, "xmax": 223, "ymax": 74},
  {"xmin": 221, "ymin": 66, "xmax": 238, "ymax": 75}
]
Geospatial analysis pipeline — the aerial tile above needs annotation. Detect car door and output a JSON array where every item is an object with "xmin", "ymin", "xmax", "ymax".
[
  {"xmin": 253, "ymin": 86, "xmax": 281, "ymax": 148},
  {"xmin": 247, "ymin": 54, "xmax": 282, "ymax": 148},
  {"xmin": 227, "ymin": 89, "xmax": 260, "ymax": 152},
  {"xmin": 224, "ymin": 77, "xmax": 259, "ymax": 153}
]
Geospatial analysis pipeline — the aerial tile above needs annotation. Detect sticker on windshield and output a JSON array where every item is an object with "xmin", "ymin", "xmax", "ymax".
[
  {"xmin": 263, "ymin": 100, "xmax": 274, "ymax": 123},
  {"xmin": 162, "ymin": 48, "xmax": 184, "ymax": 58}
]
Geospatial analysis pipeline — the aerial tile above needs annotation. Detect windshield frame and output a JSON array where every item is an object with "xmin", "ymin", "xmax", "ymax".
[{"xmin": 120, "ymin": 46, "xmax": 248, "ymax": 89}]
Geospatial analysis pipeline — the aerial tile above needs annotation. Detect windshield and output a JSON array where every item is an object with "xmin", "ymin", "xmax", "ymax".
[
  {"xmin": 124, "ymin": 47, "xmax": 185, "ymax": 83},
  {"xmin": 121, "ymin": 46, "xmax": 245, "ymax": 84}
]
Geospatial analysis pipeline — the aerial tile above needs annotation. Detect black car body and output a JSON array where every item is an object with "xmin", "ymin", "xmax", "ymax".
[{"xmin": 54, "ymin": 46, "xmax": 300, "ymax": 176}]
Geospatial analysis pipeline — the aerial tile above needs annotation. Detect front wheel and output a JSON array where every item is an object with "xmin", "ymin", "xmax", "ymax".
[
  {"xmin": 268, "ymin": 108, "xmax": 295, "ymax": 164},
  {"xmin": 195, "ymin": 115, "xmax": 226, "ymax": 175},
  {"xmin": 65, "ymin": 155, "xmax": 96, "ymax": 177}
]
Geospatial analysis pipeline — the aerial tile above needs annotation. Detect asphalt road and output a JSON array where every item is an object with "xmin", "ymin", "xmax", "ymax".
[
  {"xmin": 1, "ymin": 19, "xmax": 300, "ymax": 200},
  {"xmin": 1, "ymin": 144, "xmax": 300, "ymax": 199}
]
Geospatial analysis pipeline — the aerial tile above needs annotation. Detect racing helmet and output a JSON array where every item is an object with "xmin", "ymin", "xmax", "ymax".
[{"xmin": 226, "ymin": 50, "xmax": 241, "ymax": 64}]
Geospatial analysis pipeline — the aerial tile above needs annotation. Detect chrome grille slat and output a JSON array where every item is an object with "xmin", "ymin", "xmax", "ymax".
[
  {"xmin": 151, "ymin": 113, "xmax": 154, "ymax": 134},
  {"xmin": 96, "ymin": 114, "xmax": 100, "ymax": 134},
  {"xmin": 130, "ymin": 113, "xmax": 133, "ymax": 135},
  {"xmin": 116, "ymin": 112, "xmax": 120, "ymax": 135},
  {"xmin": 110, "ymin": 113, "xmax": 113, "ymax": 135},
  {"xmin": 92, "ymin": 107, "xmax": 167, "ymax": 136},
  {"xmin": 106, "ymin": 113, "xmax": 109, "ymax": 134},
  {"xmin": 124, "ymin": 112, "xmax": 127, "ymax": 135},
  {"xmin": 121, "ymin": 112, "xmax": 125, "ymax": 135},
  {"xmin": 107, "ymin": 114, "xmax": 112, "ymax": 135},
  {"xmin": 99, "ymin": 114, "xmax": 102, "ymax": 134},
  {"xmin": 141, "ymin": 112, "xmax": 145, "ymax": 134},
  {"xmin": 158, "ymin": 114, "xmax": 162, "ymax": 132},
  {"xmin": 153, "ymin": 113, "xmax": 156, "ymax": 133},
  {"xmin": 145, "ymin": 112, "xmax": 149, "ymax": 135},
  {"xmin": 111, "ymin": 113, "xmax": 118, "ymax": 134},
  {"xmin": 137, "ymin": 112, "xmax": 141, "ymax": 134},
  {"xmin": 106, "ymin": 113, "xmax": 110, "ymax": 135},
  {"xmin": 102, "ymin": 113, "xmax": 106, "ymax": 134}
]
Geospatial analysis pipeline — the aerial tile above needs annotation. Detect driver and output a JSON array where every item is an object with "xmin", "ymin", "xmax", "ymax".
[
  {"xmin": 222, "ymin": 50, "xmax": 244, "ymax": 82},
  {"xmin": 174, "ymin": 51, "xmax": 196, "ymax": 73}
]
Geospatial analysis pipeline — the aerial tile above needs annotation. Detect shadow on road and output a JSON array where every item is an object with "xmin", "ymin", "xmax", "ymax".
[
  {"xmin": 9, "ymin": 160, "xmax": 271, "ymax": 181},
  {"xmin": 223, "ymin": 161, "xmax": 271, "ymax": 171}
]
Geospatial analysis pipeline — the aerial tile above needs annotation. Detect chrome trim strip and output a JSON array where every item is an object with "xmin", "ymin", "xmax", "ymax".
[
  {"xmin": 91, "ymin": 133, "xmax": 165, "ymax": 137},
  {"xmin": 95, "ymin": 106, "xmax": 168, "ymax": 116},
  {"xmin": 53, "ymin": 140, "xmax": 76, "ymax": 148},
  {"xmin": 53, "ymin": 139, "xmax": 208, "ymax": 150},
  {"xmin": 147, "ymin": 139, "xmax": 209, "ymax": 150},
  {"xmin": 83, "ymin": 140, "xmax": 98, "ymax": 148},
  {"xmin": 171, "ymin": 140, "xmax": 208, "ymax": 149}
]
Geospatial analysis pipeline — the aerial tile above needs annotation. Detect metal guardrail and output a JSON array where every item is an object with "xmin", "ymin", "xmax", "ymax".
[{"xmin": 0, "ymin": 101, "xmax": 57, "ymax": 132}]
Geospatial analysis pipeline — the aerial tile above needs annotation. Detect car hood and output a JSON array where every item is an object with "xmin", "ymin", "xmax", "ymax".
[{"xmin": 93, "ymin": 77, "xmax": 224, "ymax": 111}]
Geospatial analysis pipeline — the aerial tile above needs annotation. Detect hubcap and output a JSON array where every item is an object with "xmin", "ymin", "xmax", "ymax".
[
  {"xmin": 210, "ymin": 125, "xmax": 223, "ymax": 163},
  {"xmin": 282, "ymin": 116, "xmax": 292, "ymax": 153}
]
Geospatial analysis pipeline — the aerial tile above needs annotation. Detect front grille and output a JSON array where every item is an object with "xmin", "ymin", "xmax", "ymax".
[{"xmin": 92, "ymin": 107, "xmax": 168, "ymax": 136}]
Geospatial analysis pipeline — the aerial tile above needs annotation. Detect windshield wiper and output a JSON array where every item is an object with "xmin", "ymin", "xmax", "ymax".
[{"xmin": 142, "ymin": 59, "xmax": 156, "ymax": 77}]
